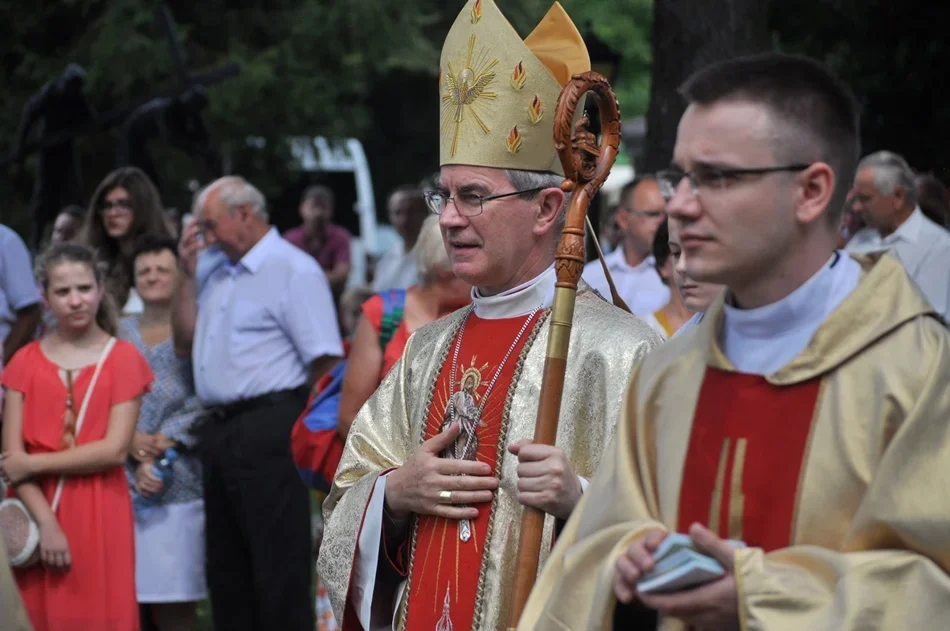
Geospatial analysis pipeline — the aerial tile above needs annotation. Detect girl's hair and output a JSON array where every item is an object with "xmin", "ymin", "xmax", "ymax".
[
  {"xmin": 78, "ymin": 167, "xmax": 172, "ymax": 307},
  {"xmin": 37, "ymin": 243, "xmax": 119, "ymax": 337},
  {"xmin": 652, "ymin": 219, "xmax": 672, "ymax": 285},
  {"xmin": 652, "ymin": 219, "xmax": 671, "ymax": 268}
]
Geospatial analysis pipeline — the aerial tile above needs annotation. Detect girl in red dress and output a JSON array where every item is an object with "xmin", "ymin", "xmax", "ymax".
[{"xmin": 1, "ymin": 243, "xmax": 153, "ymax": 631}]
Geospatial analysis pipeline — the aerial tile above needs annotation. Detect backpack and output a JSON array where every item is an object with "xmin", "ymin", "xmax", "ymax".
[{"xmin": 291, "ymin": 289, "xmax": 406, "ymax": 493}]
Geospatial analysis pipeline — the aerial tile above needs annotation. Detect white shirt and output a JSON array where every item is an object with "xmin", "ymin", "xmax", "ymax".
[
  {"xmin": 0, "ymin": 225, "xmax": 40, "ymax": 346},
  {"xmin": 581, "ymin": 247, "xmax": 670, "ymax": 316},
  {"xmin": 721, "ymin": 252, "xmax": 862, "ymax": 375},
  {"xmin": 846, "ymin": 207, "xmax": 950, "ymax": 322},
  {"xmin": 372, "ymin": 240, "xmax": 419, "ymax": 291},
  {"xmin": 193, "ymin": 228, "xmax": 344, "ymax": 405}
]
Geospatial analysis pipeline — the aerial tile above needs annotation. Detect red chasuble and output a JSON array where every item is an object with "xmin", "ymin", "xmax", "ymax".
[
  {"xmin": 677, "ymin": 368, "xmax": 822, "ymax": 551},
  {"xmin": 396, "ymin": 310, "xmax": 543, "ymax": 631}
]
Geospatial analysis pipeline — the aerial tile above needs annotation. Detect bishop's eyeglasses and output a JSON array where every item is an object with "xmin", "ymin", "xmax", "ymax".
[
  {"xmin": 424, "ymin": 187, "xmax": 546, "ymax": 217},
  {"xmin": 656, "ymin": 164, "xmax": 811, "ymax": 202}
]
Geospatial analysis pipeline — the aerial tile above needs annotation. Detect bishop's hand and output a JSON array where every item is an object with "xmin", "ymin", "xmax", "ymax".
[
  {"xmin": 385, "ymin": 421, "xmax": 499, "ymax": 521},
  {"xmin": 508, "ymin": 440, "xmax": 583, "ymax": 521}
]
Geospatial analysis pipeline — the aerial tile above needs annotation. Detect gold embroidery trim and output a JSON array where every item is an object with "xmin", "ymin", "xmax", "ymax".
[
  {"xmin": 471, "ymin": 0, "xmax": 482, "ymax": 24},
  {"xmin": 708, "ymin": 438, "xmax": 731, "ymax": 534},
  {"xmin": 396, "ymin": 312, "xmax": 468, "ymax": 631},
  {"xmin": 506, "ymin": 126, "xmax": 523, "ymax": 154},
  {"xmin": 471, "ymin": 309, "xmax": 550, "ymax": 630},
  {"xmin": 511, "ymin": 61, "xmax": 526, "ymax": 91},
  {"xmin": 728, "ymin": 438, "xmax": 747, "ymax": 541},
  {"xmin": 440, "ymin": 34, "xmax": 499, "ymax": 158},
  {"xmin": 528, "ymin": 96, "xmax": 543, "ymax": 124}
]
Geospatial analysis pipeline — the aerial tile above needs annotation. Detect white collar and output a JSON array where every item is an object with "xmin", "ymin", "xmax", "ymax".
[
  {"xmin": 881, "ymin": 207, "xmax": 924, "ymax": 245},
  {"xmin": 237, "ymin": 227, "xmax": 278, "ymax": 273},
  {"xmin": 472, "ymin": 265, "xmax": 556, "ymax": 319},
  {"xmin": 606, "ymin": 246, "xmax": 655, "ymax": 273},
  {"xmin": 722, "ymin": 252, "xmax": 840, "ymax": 340}
]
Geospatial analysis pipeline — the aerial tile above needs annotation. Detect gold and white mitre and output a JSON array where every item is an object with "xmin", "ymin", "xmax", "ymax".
[{"xmin": 439, "ymin": 0, "xmax": 590, "ymax": 175}]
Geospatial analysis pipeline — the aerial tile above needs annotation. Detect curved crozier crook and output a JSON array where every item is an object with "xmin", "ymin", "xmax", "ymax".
[
  {"xmin": 551, "ymin": 71, "xmax": 622, "ymax": 290},
  {"xmin": 553, "ymin": 71, "xmax": 622, "ymax": 194}
]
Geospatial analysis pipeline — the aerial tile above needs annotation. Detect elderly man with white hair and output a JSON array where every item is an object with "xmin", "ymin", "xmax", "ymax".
[
  {"xmin": 847, "ymin": 150, "xmax": 950, "ymax": 321},
  {"xmin": 171, "ymin": 175, "xmax": 343, "ymax": 631}
]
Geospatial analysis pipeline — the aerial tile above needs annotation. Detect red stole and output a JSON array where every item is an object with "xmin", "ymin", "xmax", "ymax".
[
  {"xmin": 677, "ymin": 368, "xmax": 821, "ymax": 551},
  {"xmin": 403, "ymin": 311, "xmax": 542, "ymax": 631}
]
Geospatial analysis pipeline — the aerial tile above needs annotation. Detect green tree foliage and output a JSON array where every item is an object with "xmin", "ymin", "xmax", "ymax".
[
  {"xmin": 771, "ymin": 0, "xmax": 950, "ymax": 179},
  {"xmin": 1, "ymin": 0, "xmax": 652, "ymax": 235}
]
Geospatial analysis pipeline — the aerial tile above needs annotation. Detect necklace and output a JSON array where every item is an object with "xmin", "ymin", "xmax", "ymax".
[{"xmin": 444, "ymin": 303, "xmax": 543, "ymax": 542}]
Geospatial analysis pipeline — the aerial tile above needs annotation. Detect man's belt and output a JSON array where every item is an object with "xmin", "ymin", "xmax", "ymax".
[{"xmin": 210, "ymin": 386, "xmax": 309, "ymax": 421}]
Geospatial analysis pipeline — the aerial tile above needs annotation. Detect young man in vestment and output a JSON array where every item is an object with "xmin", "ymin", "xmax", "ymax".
[
  {"xmin": 318, "ymin": 1, "xmax": 661, "ymax": 630},
  {"xmin": 518, "ymin": 53, "xmax": 950, "ymax": 630}
]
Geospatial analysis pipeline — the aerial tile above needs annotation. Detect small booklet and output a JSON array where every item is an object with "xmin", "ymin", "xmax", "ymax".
[{"xmin": 635, "ymin": 533, "xmax": 746, "ymax": 594}]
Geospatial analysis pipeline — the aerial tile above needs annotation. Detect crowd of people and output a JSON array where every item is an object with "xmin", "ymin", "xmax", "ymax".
[
  {"xmin": 2, "ymin": 1, "xmax": 950, "ymax": 631},
  {"xmin": 0, "ymin": 163, "xmax": 455, "ymax": 631}
]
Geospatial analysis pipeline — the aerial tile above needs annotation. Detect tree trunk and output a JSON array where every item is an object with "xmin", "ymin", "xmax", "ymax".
[{"xmin": 639, "ymin": 0, "xmax": 772, "ymax": 173}]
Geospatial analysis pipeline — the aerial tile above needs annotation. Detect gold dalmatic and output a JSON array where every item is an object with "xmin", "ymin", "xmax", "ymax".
[
  {"xmin": 318, "ymin": 290, "xmax": 659, "ymax": 631},
  {"xmin": 519, "ymin": 253, "xmax": 950, "ymax": 631}
]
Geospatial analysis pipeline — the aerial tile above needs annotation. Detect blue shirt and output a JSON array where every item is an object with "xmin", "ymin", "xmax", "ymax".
[
  {"xmin": 0, "ymin": 225, "xmax": 41, "ymax": 346},
  {"xmin": 193, "ymin": 228, "xmax": 343, "ymax": 405}
]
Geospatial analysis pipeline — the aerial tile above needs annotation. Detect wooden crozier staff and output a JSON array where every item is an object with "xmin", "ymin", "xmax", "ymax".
[{"xmin": 505, "ymin": 71, "xmax": 623, "ymax": 630}]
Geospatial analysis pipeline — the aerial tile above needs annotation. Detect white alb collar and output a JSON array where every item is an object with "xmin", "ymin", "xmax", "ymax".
[
  {"xmin": 722, "ymin": 252, "xmax": 840, "ymax": 339},
  {"xmin": 472, "ymin": 265, "xmax": 556, "ymax": 319}
]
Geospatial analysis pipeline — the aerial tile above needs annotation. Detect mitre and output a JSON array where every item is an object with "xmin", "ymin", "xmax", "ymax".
[{"xmin": 439, "ymin": 0, "xmax": 590, "ymax": 175}]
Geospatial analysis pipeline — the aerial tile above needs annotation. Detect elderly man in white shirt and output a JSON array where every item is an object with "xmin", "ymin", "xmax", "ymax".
[
  {"xmin": 172, "ymin": 176, "xmax": 343, "ymax": 631},
  {"xmin": 581, "ymin": 175, "xmax": 670, "ymax": 315},
  {"xmin": 846, "ymin": 150, "xmax": 950, "ymax": 322}
]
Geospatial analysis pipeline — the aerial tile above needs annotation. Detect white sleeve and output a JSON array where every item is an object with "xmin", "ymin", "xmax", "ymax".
[{"xmin": 353, "ymin": 472, "xmax": 402, "ymax": 631}]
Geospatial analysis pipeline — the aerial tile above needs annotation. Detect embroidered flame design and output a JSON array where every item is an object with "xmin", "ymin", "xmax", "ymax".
[
  {"xmin": 471, "ymin": 0, "xmax": 482, "ymax": 24},
  {"xmin": 528, "ymin": 95, "xmax": 543, "ymax": 124},
  {"xmin": 511, "ymin": 61, "xmax": 526, "ymax": 90},
  {"xmin": 506, "ymin": 126, "xmax": 523, "ymax": 154}
]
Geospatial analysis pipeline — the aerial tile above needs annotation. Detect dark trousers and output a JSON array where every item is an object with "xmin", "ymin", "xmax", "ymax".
[{"xmin": 202, "ymin": 390, "xmax": 313, "ymax": 631}]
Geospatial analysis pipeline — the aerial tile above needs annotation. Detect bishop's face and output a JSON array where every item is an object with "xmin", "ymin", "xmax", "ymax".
[{"xmin": 436, "ymin": 165, "xmax": 557, "ymax": 296}]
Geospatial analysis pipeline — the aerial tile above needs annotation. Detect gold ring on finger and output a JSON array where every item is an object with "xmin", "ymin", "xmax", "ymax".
[{"xmin": 438, "ymin": 490, "xmax": 453, "ymax": 504}]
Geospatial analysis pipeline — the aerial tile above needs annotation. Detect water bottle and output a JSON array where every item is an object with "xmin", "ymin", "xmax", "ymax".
[{"xmin": 133, "ymin": 448, "xmax": 178, "ymax": 520}]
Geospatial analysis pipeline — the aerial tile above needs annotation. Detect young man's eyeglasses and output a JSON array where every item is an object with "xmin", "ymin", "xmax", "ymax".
[
  {"xmin": 656, "ymin": 164, "xmax": 811, "ymax": 202},
  {"xmin": 424, "ymin": 187, "xmax": 546, "ymax": 217}
]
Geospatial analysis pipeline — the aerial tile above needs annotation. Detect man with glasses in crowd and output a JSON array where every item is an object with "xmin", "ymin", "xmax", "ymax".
[
  {"xmin": 318, "ymin": 2, "xmax": 659, "ymax": 630},
  {"xmin": 519, "ymin": 52, "xmax": 950, "ymax": 630},
  {"xmin": 582, "ymin": 175, "xmax": 671, "ymax": 314}
]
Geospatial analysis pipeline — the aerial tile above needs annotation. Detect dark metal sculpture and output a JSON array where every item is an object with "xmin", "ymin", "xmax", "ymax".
[
  {"xmin": 10, "ymin": 64, "xmax": 95, "ymax": 249},
  {"xmin": 118, "ymin": 85, "xmax": 222, "ymax": 192}
]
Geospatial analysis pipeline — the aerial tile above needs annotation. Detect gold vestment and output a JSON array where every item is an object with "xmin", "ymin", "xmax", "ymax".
[
  {"xmin": 520, "ymin": 253, "xmax": 950, "ymax": 630},
  {"xmin": 320, "ymin": 289, "xmax": 660, "ymax": 630}
]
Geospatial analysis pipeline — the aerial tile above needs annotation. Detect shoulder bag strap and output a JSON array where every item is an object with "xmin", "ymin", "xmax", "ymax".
[{"xmin": 50, "ymin": 337, "xmax": 117, "ymax": 513}]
